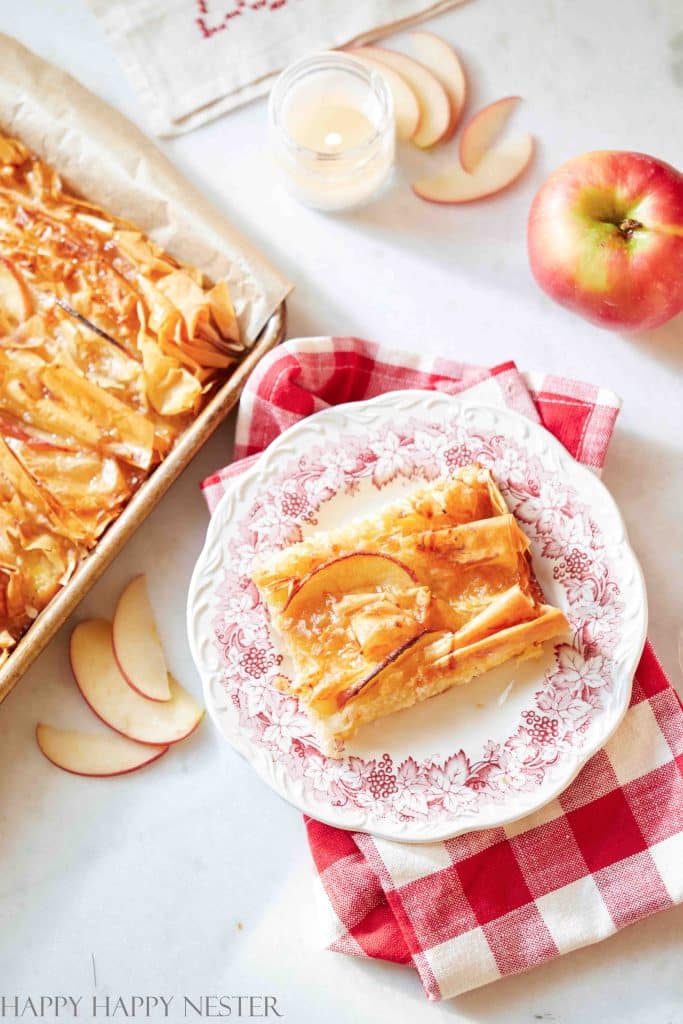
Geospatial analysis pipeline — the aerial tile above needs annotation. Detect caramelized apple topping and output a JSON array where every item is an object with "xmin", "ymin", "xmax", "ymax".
[
  {"xmin": 0, "ymin": 131, "xmax": 244, "ymax": 654},
  {"xmin": 253, "ymin": 469, "xmax": 569, "ymax": 753}
]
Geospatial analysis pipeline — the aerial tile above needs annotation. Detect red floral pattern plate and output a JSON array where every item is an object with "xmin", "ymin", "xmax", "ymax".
[{"xmin": 187, "ymin": 392, "xmax": 647, "ymax": 842}]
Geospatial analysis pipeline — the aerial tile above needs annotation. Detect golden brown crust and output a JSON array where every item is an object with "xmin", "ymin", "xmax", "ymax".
[
  {"xmin": 0, "ymin": 132, "xmax": 242, "ymax": 651},
  {"xmin": 253, "ymin": 466, "xmax": 509, "ymax": 610},
  {"xmin": 254, "ymin": 468, "xmax": 569, "ymax": 754}
]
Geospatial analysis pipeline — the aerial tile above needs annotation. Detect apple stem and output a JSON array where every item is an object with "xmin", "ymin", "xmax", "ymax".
[{"xmin": 618, "ymin": 218, "xmax": 642, "ymax": 239}]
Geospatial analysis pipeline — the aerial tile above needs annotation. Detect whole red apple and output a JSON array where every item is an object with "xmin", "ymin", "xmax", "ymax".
[{"xmin": 528, "ymin": 151, "xmax": 683, "ymax": 330}]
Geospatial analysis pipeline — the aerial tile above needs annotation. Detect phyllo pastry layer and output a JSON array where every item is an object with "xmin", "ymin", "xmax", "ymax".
[
  {"xmin": 0, "ymin": 132, "xmax": 244, "ymax": 660},
  {"xmin": 252, "ymin": 466, "xmax": 568, "ymax": 755}
]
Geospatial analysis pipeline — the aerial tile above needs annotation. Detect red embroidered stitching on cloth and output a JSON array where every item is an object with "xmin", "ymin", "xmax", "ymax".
[
  {"xmin": 200, "ymin": 337, "xmax": 682, "ymax": 1000},
  {"xmin": 196, "ymin": 0, "xmax": 291, "ymax": 39}
]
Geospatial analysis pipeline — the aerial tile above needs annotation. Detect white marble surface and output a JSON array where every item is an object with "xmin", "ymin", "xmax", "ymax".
[{"xmin": 1, "ymin": 0, "xmax": 682, "ymax": 1020}]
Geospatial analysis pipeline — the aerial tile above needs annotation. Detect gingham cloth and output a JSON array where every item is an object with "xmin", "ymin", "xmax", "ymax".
[{"xmin": 202, "ymin": 337, "xmax": 683, "ymax": 1001}]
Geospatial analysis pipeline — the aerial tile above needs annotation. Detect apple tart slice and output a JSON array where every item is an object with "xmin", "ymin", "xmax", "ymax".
[{"xmin": 252, "ymin": 467, "xmax": 568, "ymax": 755}]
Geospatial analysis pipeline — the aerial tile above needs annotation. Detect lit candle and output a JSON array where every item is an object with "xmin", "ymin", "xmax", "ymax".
[{"xmin": 269, "ymin": 52, "xmax": 395, "ymax": 212}]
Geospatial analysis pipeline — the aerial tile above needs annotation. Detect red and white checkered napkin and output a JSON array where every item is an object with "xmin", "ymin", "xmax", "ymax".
[{"xmin": 202, "ymin": 337, "xmax": 683, "ymax": 1001}]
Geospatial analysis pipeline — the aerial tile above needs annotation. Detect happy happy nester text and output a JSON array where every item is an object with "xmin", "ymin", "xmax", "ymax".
[{"xmin": 0, "ymin": 997, "xmax": 283, "ymax": 1019}]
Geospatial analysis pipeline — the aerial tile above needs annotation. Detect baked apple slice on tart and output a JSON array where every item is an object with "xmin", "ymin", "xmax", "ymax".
[{"xmin": 252, "ymin": 466, "xmax": 568, "ymax": 755}]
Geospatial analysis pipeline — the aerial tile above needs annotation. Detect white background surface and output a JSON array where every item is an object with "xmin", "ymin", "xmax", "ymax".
[{"xmin": 1, "ymin": 0, "xmax": 682, "ymax": 1021}]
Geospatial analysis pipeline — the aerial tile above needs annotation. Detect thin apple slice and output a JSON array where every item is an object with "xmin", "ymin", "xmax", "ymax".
[
  {"xmin": 113, "ymin": 575, "xmax": 170, "ymax": 702},
  {"xmin": 413, "ymin": 133, "xmax": 534, "ymax": 204},
  {"xmin": 283, "ymin": 553, "xmax": 417, "ymax": 619},
  {"xmin": 71, "ymin": 619, "xmax": 204, "ymax": 744},
  {"xmin": 0, "ymin": 256, "xmax": 32, "ymax": 326},
  {"xmin": 410, "ymin": 32, "xmax": 467, "ymax": 138},
  {"xmin": 36, "ymin": 724, "xmax": 168, "ymax": 777},
  {"xmin": 352, "ymin": 46, "xmax": 451, "ymax": 149},
  {"xmin": 334, "ymin": 629, "xmax": 446, "ymax": 709},
  {"xmin": 460, "ymin": 96, "xmax": 521, "ymax": 173},
  {"xmin": 348, "ymin": 52, "xmax": 421, "ymax": 142}
]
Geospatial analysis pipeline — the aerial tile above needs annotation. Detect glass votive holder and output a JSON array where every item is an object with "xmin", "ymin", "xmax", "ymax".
[{"xmin": 268, "ymin": 51, "xmax": 395, "ymax": 212}]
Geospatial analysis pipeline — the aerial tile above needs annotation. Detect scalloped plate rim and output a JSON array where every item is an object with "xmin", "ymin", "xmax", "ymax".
[{"xmin": 187, "ymin": 390, "xmax": 648, "ymax": 843}]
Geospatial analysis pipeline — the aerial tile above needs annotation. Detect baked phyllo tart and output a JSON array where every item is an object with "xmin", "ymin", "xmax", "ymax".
[
  {"xmin": 0, "ymin": 132, "xmax": 244, "ymax": 662},
  {"xmin": 252, "ymin": 466, "xmax": 568, "ymax": 755}
]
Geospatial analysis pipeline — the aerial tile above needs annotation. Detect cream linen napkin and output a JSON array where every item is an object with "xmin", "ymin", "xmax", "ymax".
[{"xmin": 87, "ymin": 0, "xmax": 467, "ymax": 135}]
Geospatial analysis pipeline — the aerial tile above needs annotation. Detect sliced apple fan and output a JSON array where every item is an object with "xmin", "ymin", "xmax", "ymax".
[
  {"xmin": 0, "ymin": 132, "xmax": 244, "ymax": 661},
  {"xmin": 353, "ymin": 47, "xmax": 451, "ymax": 149},
  {"xmin": 252, "ymin": 466, "xmax": 568, "ymax": 754}
]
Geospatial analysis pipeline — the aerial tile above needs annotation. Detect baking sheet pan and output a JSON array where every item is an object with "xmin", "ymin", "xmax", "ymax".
[
  {"xmin": 0, "ymin": 302, "xmax": 286, "ymax": 703},
  {"xmin": 0, "ymin": 36, "xmax": 291, "ymax": 701}
]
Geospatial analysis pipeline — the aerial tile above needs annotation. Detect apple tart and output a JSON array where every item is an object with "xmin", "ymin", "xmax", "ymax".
[
  {"xmin": 0, "ymin": 132, "xmax": 245, "ymax": 662},
  {"xmin": 252, "ymin": 466, "xmax": 568, "ymax": 755}
]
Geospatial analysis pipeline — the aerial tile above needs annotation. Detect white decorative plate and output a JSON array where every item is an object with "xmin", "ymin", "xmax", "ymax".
[{"xmin": 187, "ymin": 391, "xmax": 647, "ymax": 843}]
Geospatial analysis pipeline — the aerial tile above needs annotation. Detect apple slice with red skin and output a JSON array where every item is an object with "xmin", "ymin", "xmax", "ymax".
[
  {"xmin": 283, "ymin": 552, "xmax": 417, "ymax": 619},
  {"xmin": 413, "ymin": 133, "xmax": 534, "ymax": 204},
  {"xmin": 113, "ymin": 575, "xmax": 171, "ymax": 702},
  {"xmin": 410, "ymin": 32, "xmax": 467, "ymax": 139},
  {"xmin": 352, "ymin": 46, "xmax": 451, "ymax": 149},
  {"xmin": 460, "ymin": 96, "xmax": 521, "ymax": 172},
  {"xmin": 349, "ymin": 51, "xmax": 421, "ymax": 142},
  {"xmin": 0, "ymin": 256, "xmax": 32, "ymax": 325},
  {"xmin": 36, "ymin": 724, "xmax": 168, "ymax": 777},
  {"xmin": 71, "ymin": 619, "xmax": 204, "ymax": 744},
  {"xmin": 284, "ymin": 552, "xmax": 417, "ymax": 617},
  {"xmin": 335, "ymin": 629, "xmax": 447, "ymax": 709}
]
